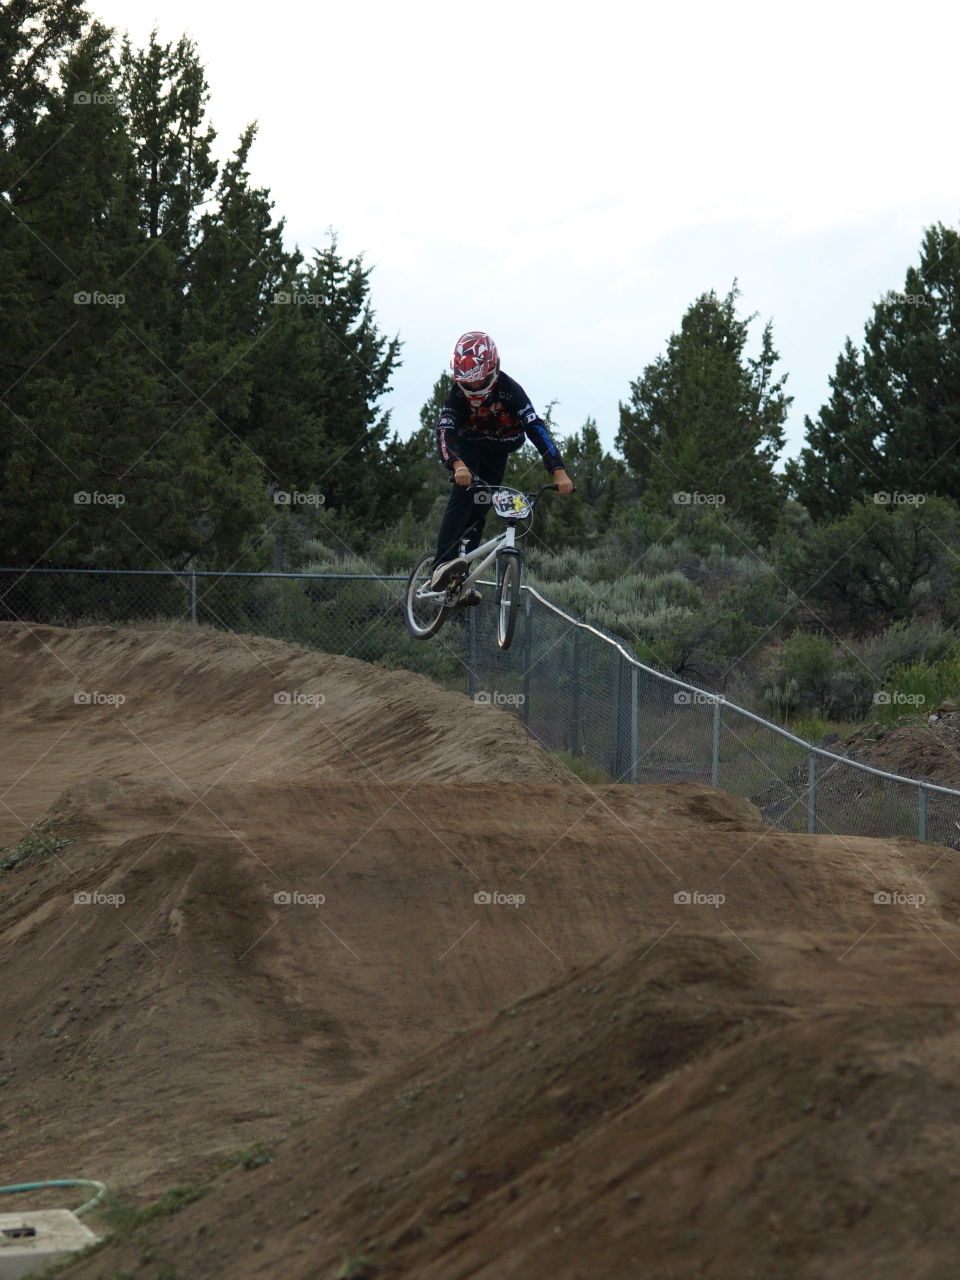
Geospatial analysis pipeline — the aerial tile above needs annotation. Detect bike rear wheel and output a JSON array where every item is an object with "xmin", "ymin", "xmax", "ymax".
[
  {"xmin": 405, "ymin": 553, "xmax": 448, "ymax": 639},
  {"xmin": 496, "ymin": 552, "xmax": 520, "ymax": 650}
]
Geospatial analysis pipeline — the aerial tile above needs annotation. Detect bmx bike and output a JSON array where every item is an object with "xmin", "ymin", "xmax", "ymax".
[{"xmin": 403, "ymin": 478, "xmax": 560, "ymax": 652}]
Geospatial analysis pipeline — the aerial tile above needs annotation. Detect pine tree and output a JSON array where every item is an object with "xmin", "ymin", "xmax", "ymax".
[
  {"xmin": 1, "ymin": 18, "xmax": 153, "ymax": 565},
  {"xmin": 788, "ymin": 223, "xmax": 960, "ymax": 516},
  {"xmin": 383, "ymin": 371, "xmax": 451, "ymax": 522},
  {"xmin": 783, "ymin": 339, "xmax": 881, "ymax": 521},
  {"xmin": 0, "ymin": 8, "xmax": 401, "ymax": 568},
  {"xmin": 241, "ymin": 236, "xmax": 401, "ymax": 537},
  {"xmin": 617, "ymin": 285, "xmax": 790, "ymax": 537}
]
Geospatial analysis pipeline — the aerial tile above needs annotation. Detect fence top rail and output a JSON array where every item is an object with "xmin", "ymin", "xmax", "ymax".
[
  {"xmin": 521, "ymin": 584, "xmax": 960, "ymax": 802},
  {"xmin": 0, "ymin": 567, "xmax": 406, "ymax": 581}
]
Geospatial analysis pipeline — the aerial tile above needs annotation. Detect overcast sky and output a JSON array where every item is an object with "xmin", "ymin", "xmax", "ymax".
[{"xmin": 90, "ymin": 0, "xmax": 959, "ymax": 460}]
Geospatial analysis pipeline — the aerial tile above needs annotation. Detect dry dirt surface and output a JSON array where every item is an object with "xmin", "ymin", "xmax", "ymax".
[
  {"xmin": 838, "ymin": 714, "xmax": 960, "ymax": 794},
  {"xmin": 2, "ymin": 622, "xmax": 960, "ymax": 1279}
]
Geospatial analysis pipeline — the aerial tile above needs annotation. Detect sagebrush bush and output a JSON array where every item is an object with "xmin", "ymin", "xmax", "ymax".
[
  {"xmin": 853, "ymin": 619, "xmax": 958, "ymax": 682},
  {"xmin": 301, "ymin": 545, "xmax": 376, "ymax": 576},
  {"xmin": 526, "ymin": 548, "xmax": 601, "ymax": 584},
  {"xmin": 640, "ymin": 541, "xmax": 700, "ymax": 579}
]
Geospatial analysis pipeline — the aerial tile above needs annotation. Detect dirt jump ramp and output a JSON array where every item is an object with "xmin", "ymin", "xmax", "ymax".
[{"xmin": 2, "ymin": 623, "xmax": 958, "ymax": 1278}]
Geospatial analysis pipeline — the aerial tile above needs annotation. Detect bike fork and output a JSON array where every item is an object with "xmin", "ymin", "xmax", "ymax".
[{"xmin": 496, "ymin": 526, "xmax": 520, "ymax": 583}]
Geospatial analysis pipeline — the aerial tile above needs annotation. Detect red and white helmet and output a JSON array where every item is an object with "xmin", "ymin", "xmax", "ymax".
[{"xmin": 451, "ymin": 331, "xmax": 499, "ymax": 401}]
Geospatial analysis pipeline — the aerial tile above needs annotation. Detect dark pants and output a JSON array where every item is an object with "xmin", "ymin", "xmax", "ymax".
[{"xmin": 433, "ymin": 440, "xmax": 517, "ymax": 567}]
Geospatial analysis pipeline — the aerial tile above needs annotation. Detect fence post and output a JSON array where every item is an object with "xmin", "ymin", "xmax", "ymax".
[
  {"xmin": 919, "ymin": 785, "xmax": 927, "ymax": 843},
  {"xmin": 629, "ymin": 663, "xmax": 639, "ymax": 783},
  {"xmin": 570, "ymin": 627, "xmax": 582, "ymax": 757},
  {"xmin": 611, "ymin": 650, "xmax": 622, "ymax": 778},
  {"xmin": 190, "ymin": 570, "xmax": 197, "ymax": 624},
  {"xmin": 466, "ymin": 604, "xmax": 477, "ymax": 699},
  {"xmin": 711, "ymin": 698, "xmax": 721, "ymax": 787},
  {"xmin": 807, "ymin": 751, "xmax": 817, "ymax": 834},
  {"xmin": 521, "ymin": 592, "xmax": 532, "ymax": 726}
]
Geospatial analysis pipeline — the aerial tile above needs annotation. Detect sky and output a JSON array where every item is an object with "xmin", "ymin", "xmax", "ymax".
[{"xmin": 89, "ymin": 0, "xmax": 960, "ymax": 461}]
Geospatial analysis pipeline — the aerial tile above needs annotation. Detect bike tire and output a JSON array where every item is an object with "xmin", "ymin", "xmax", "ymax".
[
  {"xmin": 405, "ymin": 552, "xmax": 448, "ymax": 639},
  {"xmin": 496, "ymin": 552, "xmax": 520, "ymax": 650}
]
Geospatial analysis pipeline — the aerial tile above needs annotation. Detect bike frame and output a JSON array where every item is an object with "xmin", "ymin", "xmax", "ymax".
[
  {"xmin": 415, "ymin": 483, "xmax": 554, "ymax": 603},
  {"xmin": 415, "ymin": 523, "xmax": 516, "ymax": 603}
]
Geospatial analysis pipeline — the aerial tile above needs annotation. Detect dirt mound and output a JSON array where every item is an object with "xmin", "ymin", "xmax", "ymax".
[
  {"xmin": 60, "ymin": 934, "xmax": 960, "ymax": 1280},
  {"xmin": 0, "ymin": 622, "xmax": 569, "ymax": 836},
  {"xmin": 3, "ymin": 622, "xmax": 960, "ymax": 1277},
  {"xmin": 837, "ymin": 714, "xmax": 960, "ymax": 793}
]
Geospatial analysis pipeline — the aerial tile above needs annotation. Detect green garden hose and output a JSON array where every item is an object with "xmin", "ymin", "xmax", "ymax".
[{"xmin": 0, "ymin": 1178, "xmax": 107, "ymax": 1216}]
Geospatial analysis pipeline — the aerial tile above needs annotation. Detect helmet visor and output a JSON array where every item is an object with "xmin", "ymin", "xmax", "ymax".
[{"xmin": 460, "ymin": 371, "xmax": 497, "ymax": 399}]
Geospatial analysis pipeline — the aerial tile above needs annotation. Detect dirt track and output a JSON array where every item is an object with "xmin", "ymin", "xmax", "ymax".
[{"xmin": 2, "ymin": 623, "xmax": 960, "ymax": 1278}]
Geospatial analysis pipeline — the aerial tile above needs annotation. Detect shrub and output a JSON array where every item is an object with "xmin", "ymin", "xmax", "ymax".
[
  {"xmin": 640, "ymin": 541, "xmax": 701, "ymax": 580},
  {"xmin": 775, "ymin": 496, "xmax": 960, "ymax": 631},
  {"xmin": 875, "ymin": 650, "xmax": 960, "ymax": 725},
  {"xmin": 671, "ymin": 504, "xmax": 761, "ymax": 556},
  {"xmin": 650, "ymin": 608, "xmax": 762, "ymax": 684},
  {"xmin": 853, "ymin": 619, "xmax": 958, "ymax": 681},
  {"xmin": 759, "ymin": 630, "xmax": 875, "ymax": 721}
]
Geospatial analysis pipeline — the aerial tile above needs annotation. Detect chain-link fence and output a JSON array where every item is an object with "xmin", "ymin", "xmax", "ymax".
[
  {"xmin": 466, "ymin": 584, "xmax": 960, "ymax": 845},
  {"xmin": 3, "ymin": 566, "xmax": 958, "ymax": 844}
]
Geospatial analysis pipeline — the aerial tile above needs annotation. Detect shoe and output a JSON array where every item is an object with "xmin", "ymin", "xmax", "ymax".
[
  {"xmin": 457, "ymin": 589, "xmax": 482, "ymax": 608},
  {"xmin": 430, "ymin": 558, "xmax": 467, "ymax": 590}
]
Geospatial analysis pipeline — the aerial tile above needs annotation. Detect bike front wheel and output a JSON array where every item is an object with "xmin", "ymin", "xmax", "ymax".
[
  {"xmin": 495, "ymin": 552, "xmax": 520, "ymax": 650},
  {"xmin": 405, "ymin": 552, "xmax": 448, "ymax": 639}
]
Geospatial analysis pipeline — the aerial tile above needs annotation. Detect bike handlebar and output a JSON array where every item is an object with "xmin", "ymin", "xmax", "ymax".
[{"xmin": 452, "ymin": 475, "xmax": 573, "ymax": 498}]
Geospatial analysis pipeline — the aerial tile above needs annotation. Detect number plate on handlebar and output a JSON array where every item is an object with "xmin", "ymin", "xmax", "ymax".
[{"xmin": 491, "ymin": 489, "xmax": 532, "ymax": 520}]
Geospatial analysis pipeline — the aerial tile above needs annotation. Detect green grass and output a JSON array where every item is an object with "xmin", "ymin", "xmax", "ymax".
[
  {"xmin": 789, "ymin": 715, "xmax": 858, "ymax": 745},
  {"xmin": 32, "ymin": 1184, "xmax": 212, "ymax": 1277},
  {"xmin": 97, "ymin": 1184, "xmax": 211, "ymax": 1234},
  {"xmin": 872, "ymin": 656, "xmax": 960, "ymax": 727},
  {"xmin": 554, "ymin": 750, "xmax": 614, "ymax": 784},
  {"xmin": 219, "ymin": 1138, "xmax": 280, "ymax": 1171},
  {"xmin": 334, "ymin": 1254, "xmax": 377, "ymax": 1280},
  {"xmin": 0, "ymin": 825, "xmax": 73, "ymax": 873}
]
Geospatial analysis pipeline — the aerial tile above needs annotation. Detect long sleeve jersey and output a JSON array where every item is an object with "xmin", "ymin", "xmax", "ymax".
[{"xmin": 435, "ymin": 372, "xmax": 566, "ymax": 473}]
